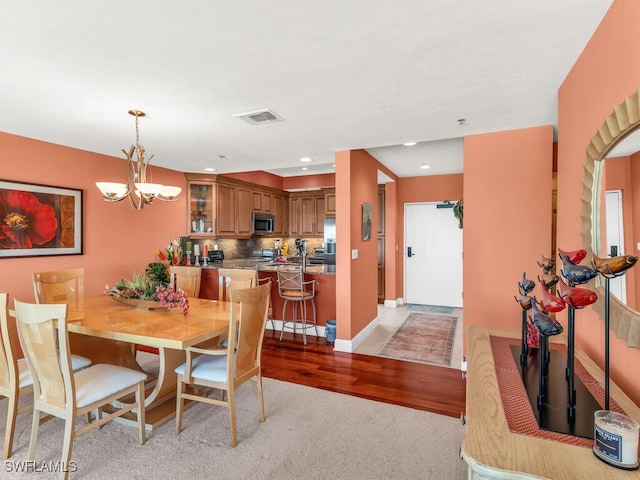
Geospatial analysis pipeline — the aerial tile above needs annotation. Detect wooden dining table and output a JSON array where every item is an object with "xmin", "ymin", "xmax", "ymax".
[{"xmin": 66, "ymin": 295, "xmax": 230, "ymax": 429}]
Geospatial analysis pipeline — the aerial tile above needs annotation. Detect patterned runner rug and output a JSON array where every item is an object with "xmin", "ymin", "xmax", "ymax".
[
  {"xmin": 407, "ymin": 304, "xmax": 454, "ymax": 314},
  {"xmin": 378, "ymin": 313, "xmax": 457, "ymax": 366}
]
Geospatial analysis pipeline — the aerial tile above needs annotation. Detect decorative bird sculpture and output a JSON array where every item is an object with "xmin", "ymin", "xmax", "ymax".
[
  {"xmin": 538, "ymin": 273, "xmax": 559, "ymax": 290},
  {"xmin": 591, "ymin": 253, "xmax": 638, "ymax": 278},
  {"xmin": 530, "ymin": 298, "xmax": 564, "ymax": 336},
  {"xmin": 556, "ymin": 278, "xmax": 598, "ymax": 308},
  {"xmin": 538, "ymin": 282, "xmax": 566, "ymax": 313},
  {"xmin": 561, "ymin": 261, "xmax": 598, "ymax": 286},
  {"xmin": 514, "ymin": 294, "xmax": 533, "ymax": 310},
  {"xmin": 558, "ymin": 248, "xmax": 587, "ymax": 265},
  {"xmin": 518, "ymin": 272, "xmax": 535, "ymax": 295},
  {"xmin": 537, "ymin": 255, "xmax": 556, "ymax": 274}
]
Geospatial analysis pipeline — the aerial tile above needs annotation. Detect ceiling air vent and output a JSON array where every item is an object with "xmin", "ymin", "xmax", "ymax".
[{"xmin": 233, "ymin": 108, "xmax": 284, "ymax": 126}]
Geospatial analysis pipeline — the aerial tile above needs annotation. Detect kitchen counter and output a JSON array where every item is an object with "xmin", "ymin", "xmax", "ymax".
[{"xmin": 211, "ymin": 258, "xmax": 335, "ymax": 275}]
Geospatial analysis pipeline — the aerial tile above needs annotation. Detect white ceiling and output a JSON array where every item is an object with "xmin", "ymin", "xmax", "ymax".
[{"xmin": 0, "ymin": 1, "xmax": 613, "ymax": 179}]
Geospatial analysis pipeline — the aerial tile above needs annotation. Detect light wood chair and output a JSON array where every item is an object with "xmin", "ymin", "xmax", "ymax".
[
  {"xmin": 257, "ymin": 276, "xmax": 276, "ymax": 330},
  {"xmin": 32, "ymin": 269, "xmax": 84, "ymax": 317},
  {"xmin": 14, "ymin": 300, "xmax": 147, "ymax": 480},
  {"xmin": 276, "ymin": 265, "xmax": 318, "ymax": 345},
  {"xmin": 217, "ymin": 268, "xmax": 257, "ymax": 301},
  {"xmin": 175, "ymin": 282, "xmax": 271, "ymax": 447},
  {"xmin": 169, "ymin": 265, "xmax": 202, "ymax": 298},
  {"xmin": 0, "ymin": 293, "xmax": 91, "ymax": 459}
]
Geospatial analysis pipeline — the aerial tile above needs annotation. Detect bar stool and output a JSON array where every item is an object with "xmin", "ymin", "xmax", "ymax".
[{"xmin": 276, "ymin": 266, "xmax": 318, "ymax": 345}]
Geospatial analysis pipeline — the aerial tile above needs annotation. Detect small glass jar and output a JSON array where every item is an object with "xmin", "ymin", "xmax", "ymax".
[{"xmin": 593, "ymin": 410, "xmax": 639, "ymax": 470}]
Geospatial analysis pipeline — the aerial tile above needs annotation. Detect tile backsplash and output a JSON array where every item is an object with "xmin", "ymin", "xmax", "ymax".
[{"xmin": 196, "ymin": 237, "xmax": 324, "ymax": 259}]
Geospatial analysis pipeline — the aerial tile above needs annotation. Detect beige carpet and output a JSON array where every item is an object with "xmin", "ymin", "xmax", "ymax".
[
  {"xmin": 1, "ymin": 378, "xmax": 467, "ymax": 479},
  {"xmin": 378, "ymin": 313, "xmax": 457, "ymax": 366}
]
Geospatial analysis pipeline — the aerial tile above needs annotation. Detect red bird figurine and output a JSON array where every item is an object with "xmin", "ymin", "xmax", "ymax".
[
  {"xmin": 591, "ymin": 253, "xmax": 638, "ymax": 278},
  {"xmin": 556, "ymin": 278, "xmax": 598, "ymax": 308},
  {"xmin": 558, "ymin": 248, "xmax": 587, "ymax": 265},
  {"xmin": 538, "ymin": 282, "xmax": 566, "ymax": 313}
]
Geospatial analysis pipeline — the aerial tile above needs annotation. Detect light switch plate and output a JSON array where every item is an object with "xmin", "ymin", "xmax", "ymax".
[{"xmin": 351, "ymin": 249, "xmax": 358, "ymax": 259}]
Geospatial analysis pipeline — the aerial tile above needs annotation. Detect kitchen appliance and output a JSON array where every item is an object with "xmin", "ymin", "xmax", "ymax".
[
  {"xmin": 252, "ymin": 212, "xmax": 274, "ymax": 235},
  {"xmin": 208, "ymin": 250, "xmax": 225, "ymax": 263},
  {"xmin": 324, "ymin": 218, "xmax": 336, "ymax": 265}
]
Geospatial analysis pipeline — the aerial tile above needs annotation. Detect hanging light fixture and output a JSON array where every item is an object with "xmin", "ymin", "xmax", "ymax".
[{"xmin": 96, "ymin": 109, "xmax": 181, "ymax": 209}]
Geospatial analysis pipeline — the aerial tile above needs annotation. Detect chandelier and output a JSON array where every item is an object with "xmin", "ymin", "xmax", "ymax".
[{"xmin": 95, "ymin": 109, "xmax": 181, "ymax": 209}]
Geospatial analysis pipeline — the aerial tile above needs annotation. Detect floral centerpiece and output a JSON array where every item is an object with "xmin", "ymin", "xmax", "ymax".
[
  {"xmin": 156, "ymin": 238, "xmax": 183, "ymax": 265},
  {"xmin": 106, "ymin": 262, "xmax": 189, "ymax": 315}
]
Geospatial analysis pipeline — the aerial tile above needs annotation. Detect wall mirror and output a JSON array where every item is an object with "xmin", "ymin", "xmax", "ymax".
[{"xmin": 582, "ymin": 87, "xmax": 640, "ymax": 349}]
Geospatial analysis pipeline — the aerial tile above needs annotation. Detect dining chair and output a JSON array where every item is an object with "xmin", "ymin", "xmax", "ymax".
[
  {"xmin": 276, "ymin": 265, "xmax": 318, "ymax": 345},
  {"xmin": 32, "ymin": 269, "xmax": 84, "ymax": 318},
  {"xmin": 217, "ymin": 268, "xmax": 257, "ymax": 301},
  {"xmin": 0, "ymin": 293, "xmax": 91, "ymax": 460},
  {"xmin": 14, "ymin": 299, "xmax": 147, "ymax": 480},
  {"xmin": 175, "ymin": 282, "xmax": 271, "ymax": 447},
  {"xmin": 256, "ymin": 276, "xmax": 276, "ymax": 330},
  {"xmin": 169, "ymin": 265, "xmax": 202, "ymax": 298}
]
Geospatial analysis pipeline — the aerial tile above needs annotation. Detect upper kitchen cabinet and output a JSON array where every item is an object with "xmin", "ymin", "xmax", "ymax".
[
  {"xmin": 289, "ymin": 191, "xmax": 325, "ymax": 237},
  {"xmin": 185, "ymin": 173, "xmax": 287, "ymax": 238},
  {"xmin": 324, "ymin": 188, "xmax": 336, "ymax": 217},
  {"xmin": 252, "ymin": 190, "xmax": 273, "ymax": 213}
]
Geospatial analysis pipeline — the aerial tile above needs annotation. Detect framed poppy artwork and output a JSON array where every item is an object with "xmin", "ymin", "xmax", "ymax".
[{"xmin": 0, "ymin": 180, "xmax": 82, "ymax": 258}]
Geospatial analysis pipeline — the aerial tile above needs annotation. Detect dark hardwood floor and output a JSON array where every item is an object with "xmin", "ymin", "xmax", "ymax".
[{"xmin": 261, "ymin": 329, "xmax": 466, "ymax": 419}]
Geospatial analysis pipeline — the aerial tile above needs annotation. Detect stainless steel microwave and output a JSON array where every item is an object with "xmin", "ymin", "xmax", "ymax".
[{"xmin": 252, "ymin": 212, "xmax": 274, "ymax": 235}]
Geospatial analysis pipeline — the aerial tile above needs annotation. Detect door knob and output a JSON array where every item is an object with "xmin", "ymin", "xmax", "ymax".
[{"xmin": 407, "ymin": 246, "xmax": 415, "ymax": 257}]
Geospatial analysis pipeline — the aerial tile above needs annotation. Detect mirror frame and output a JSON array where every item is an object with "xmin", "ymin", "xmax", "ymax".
[{"xmin": 582, "ymin": 87, "xmax": 640, "ymax": 350}]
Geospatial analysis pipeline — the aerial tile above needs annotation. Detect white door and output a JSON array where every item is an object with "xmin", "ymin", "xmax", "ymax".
[
  {"xmin": 405, "ymin": 202, "xmax": 463, "ymax": 307},
  {"xmin": 605, "ymin": 190, "xmax": 626, "ymax": 302}
]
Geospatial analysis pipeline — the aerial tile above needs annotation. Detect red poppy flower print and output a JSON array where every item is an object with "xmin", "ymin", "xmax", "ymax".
[{"xmin": 0, "ymin": 190, "xmax": 58, "ymax": 249}]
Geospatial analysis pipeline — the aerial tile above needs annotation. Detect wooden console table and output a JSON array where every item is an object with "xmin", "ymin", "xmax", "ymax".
[{"xmin": 460, "ymin": 326, "xmax": 640, "ymax": 479}]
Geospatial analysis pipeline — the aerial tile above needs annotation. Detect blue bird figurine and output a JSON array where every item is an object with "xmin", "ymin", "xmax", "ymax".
[
  {"xmin": 518, "ymin": 272, "xmax": 535, "ymax": 295},
  {"xmin": 561, "ymin": 261, "xmax": 598, "ymax": 285},
  {"xmin": 530, "ymin": 298, "xmax": 563, "ymax": 336}
]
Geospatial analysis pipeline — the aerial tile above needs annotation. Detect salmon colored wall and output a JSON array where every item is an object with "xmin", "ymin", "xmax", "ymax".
[
  {"xmin": 283, "ymin": 173, "xmax": 335, "ymax": 191},
  {"xmin": 383, "ymin": 181, "xmax": 399, "ymax": 302},
  {"xmin": 464, "ymin": 126, "xmax": 553, "ymax": 348},
  {"xmin": 222, "ymin": 170, "xmax": 284, "ymax": 189},
  {"xmin": 0, "ymin": 132, "xmax": 186, "ymax": 304},
  {"xmin": 558, "ymin": 0, "xmax": 640, "ymax": 405},
  {"xmin": 396, "ymin": 174, "xmax": 463, "ymax": 299},
  {"xmin": 604, "ymin": 155, "xmax": 638, "ymax": 309},
  {"xmin": 335, "ymin": 149, "xmax": 398, "ymax": 343}
]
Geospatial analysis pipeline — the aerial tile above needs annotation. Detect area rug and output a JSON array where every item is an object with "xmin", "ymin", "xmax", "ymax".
[
  {"xmin": 407, "ymin": 304, "xmax": 454, "ymax": 314},
  {"xmin": 378, "ymin": 313, "xmax": 457, "ymax": 366}
]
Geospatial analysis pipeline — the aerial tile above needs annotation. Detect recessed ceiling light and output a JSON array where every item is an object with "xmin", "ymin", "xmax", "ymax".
[
  {"xmin": 420, "ymin": 163, "xmax": 430, "ymax": 170},
  {"xmin": 302, "ymin": 167, "xmax": 308, "ymax": 171},
  {"xmin": 403, "ymin": 142, "xmax": 417, "ymax": 146},
  {"xmin": 204, "ymin": 167, "xmax": 216, "ymax": 172},
  {"xmin": 300, "ymin": 157, "xmax": 313, "ymax": 163}
]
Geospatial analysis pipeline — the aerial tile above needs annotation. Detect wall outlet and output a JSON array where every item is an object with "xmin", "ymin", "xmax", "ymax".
[{"xmin": 351, "ymin": 249, "xmax": 358, "ymax": 259}]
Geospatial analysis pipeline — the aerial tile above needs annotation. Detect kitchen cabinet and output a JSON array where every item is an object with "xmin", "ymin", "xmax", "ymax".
[
  {"xmin": 215, "ymin": 183, "xmax": 252, "ymax": 237},
  {"xmin": 289, "ymin": 191, "xmax": 325, "ymax": 238},
  {"xmin": 252, "ymin": 190, "xmax": 273, "ymax": 213},
  {"xmin": 324, "ymin": 188, "xmax": 336, "ymax": 216},
  {"xmin": 185, "ymin": 173, "xmax": 287, "ymax": 238}
]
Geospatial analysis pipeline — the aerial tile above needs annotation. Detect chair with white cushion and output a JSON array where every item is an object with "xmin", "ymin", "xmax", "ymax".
[
  {"xmin": 14, "ymin": 300, "xmax": 146, "ymax": 480},
  {"xmin": 0, "ymin": 293, "xmax": 91, "ymax": 459},
  {"xmin": 175, "ymin": 282, "xmax": 271, "ymax": 447}
]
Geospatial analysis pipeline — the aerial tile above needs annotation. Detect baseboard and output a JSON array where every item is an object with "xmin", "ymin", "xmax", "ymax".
[
  {"xmin": 384, "ymin": 298, "xmax": 404, "ymax": 308},
  {"xmin": 333, "ymin": 316, "xmax": 379, "ymax": 353}
]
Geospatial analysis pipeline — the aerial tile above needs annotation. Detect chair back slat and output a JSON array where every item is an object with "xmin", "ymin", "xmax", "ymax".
[
  {"xmin": 229, "ymin": 283, "xmax": 270, "ymax": 378},
  {"xmin": 14, "ymin": 301, "xmax": 71, "ymax": 410},
  {"xmin": 169, "ymin": 266, "xmax": 202, "ymax": 298},
  {"xmin": 276, "ymin": 266, "xmax": 304, "ymax": 293}
]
